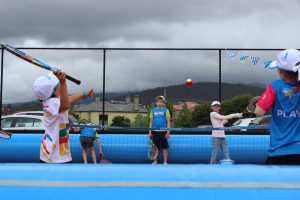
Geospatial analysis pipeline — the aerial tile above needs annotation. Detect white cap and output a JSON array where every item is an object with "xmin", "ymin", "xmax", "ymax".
[
  {"xmin": 211, "ymin": 101, "xmax": 221, "ymax": 106},
  {"xmin": 269, "ymin": 49, "xmax": 300, "ymax": 81},
  {"xmin": 156, "ymin": 95, "xmax": 166, "ymax": 101},
  {"xmin": 33, "ymin": 72, "xmax": 59, "ymax": 101}
]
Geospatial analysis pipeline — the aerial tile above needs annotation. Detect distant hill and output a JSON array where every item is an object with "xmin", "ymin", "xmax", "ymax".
[
  {"xmin": 3, "ymin": 92, "xmax": 122, "ymax": 114},
  {"xmin": 3, "ymin": 82, "xmax": 265, "ymax": 114},
  {"xmin": 111, "ymin": 82, "xmax": 265, "ymax": 105}
]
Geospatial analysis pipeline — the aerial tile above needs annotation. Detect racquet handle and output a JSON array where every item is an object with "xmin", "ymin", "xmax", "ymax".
[{"xmin": 66, "ymin": 74, "xmax": 81, "ymax": 85}]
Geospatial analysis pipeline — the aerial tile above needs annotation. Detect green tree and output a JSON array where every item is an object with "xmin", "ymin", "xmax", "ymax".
[
  {"xmin": 111, "ymin": 116, "xmax": 131, "ymax": 127},
  {"xmin": 221, "ymin": 94, "xmax": 253, "ymax": 118},
  {"xmin": 165, "ymin": 100, "xmax": 174, "ymax": 117},
  {"xmin": 132, "ymin": 114, "xmax": 149, "ymax": 127},
  {"xmin": 173, "ymin": 104, "xmax": 193, "ymax": 128},
  {"xmin": 192, "ymin": 103, "xmax": 211, "ymax": 126}
]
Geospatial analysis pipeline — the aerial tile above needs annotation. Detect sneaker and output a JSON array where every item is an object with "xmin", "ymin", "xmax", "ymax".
[
  {"xmin": 163, "ymin": 162, "xmax": 168, "ymax": 165},
  {"xmin": 152, "ymin": 161, "xmax": 157, "ymax": 165}
]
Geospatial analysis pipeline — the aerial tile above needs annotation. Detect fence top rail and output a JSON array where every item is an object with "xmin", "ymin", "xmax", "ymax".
[{"xmin": 0, "ymin": 47, "xmax": 287, "ymax": 51}]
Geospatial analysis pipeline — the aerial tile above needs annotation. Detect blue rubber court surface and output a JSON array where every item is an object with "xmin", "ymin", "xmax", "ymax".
[{"xmin": 0, "ymin": 163, "xmax": 300, "ymax": 200}]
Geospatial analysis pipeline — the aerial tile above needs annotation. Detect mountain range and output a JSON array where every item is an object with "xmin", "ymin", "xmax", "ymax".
[{"xmin": 3, "ymin": 82, "xmax": 265, "ymax": 113}]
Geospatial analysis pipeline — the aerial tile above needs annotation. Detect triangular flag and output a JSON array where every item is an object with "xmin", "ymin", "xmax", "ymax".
[
  {"xmin": 227, "ymin": 50, "xmax": 237, "ymax": 60},
  {"xmin": 251, "ymin": 56, "xmax": 260, "ymax": 66},
  {"xmin": 263, "ymin": 59, "xmax": 272, "ymax": 68},
  {"xmin": 240, "ymin": 54, "xmax": 249, "ymax": 63}
]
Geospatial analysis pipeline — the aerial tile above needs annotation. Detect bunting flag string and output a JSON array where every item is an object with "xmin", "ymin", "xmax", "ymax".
[
  {"xmin": 250, "ymin": 56, "xmax": 260, "ymax": 66},
  {"xmin": 240, "ymin": 54, "xmax": 249, "ymax": 63},
  {"xmin": 226, "ymin": 50, "xmax": 273, "ymax": 69},
  {"xmin": 227, "ymin": 50, "xmax": 238, "ymax": 60},
  {"xmin": 263, "ymin": 59, "xmax": 272, "ymax": 68}
]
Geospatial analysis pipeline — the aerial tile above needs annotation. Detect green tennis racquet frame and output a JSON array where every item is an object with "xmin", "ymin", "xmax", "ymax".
[{"xmin": 147, "ymin": 139, "xmax": 158, "ymax": 160}]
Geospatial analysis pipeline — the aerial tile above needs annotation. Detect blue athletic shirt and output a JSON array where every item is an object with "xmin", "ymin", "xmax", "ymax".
[
  {"xmin": 80, "ymin": 127, "xmax": 98, "ymax": 138},
  {"xmin": 258, "ymin": 79, "xmax": 300, "ymax": 156},
  {"xmin": 150, "ymin": 107, "xmax": 170, "ymax": 129}
]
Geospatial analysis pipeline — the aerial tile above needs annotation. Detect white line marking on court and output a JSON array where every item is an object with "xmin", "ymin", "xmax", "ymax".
[{"xmin": 1, "ymin": 181, "xmax": 300, "ymax": 189}]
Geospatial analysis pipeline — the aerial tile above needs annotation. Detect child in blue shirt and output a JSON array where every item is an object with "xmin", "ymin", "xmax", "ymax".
[
  {"xmin": 80, "ymin": 126, "xmax": 103, "ymax": 164},
  {"xmin": 256, "ymin": 49, "xmax": 300, "ymax": 165},
  {"xmin": 149, "ymin": 96, "xmax": 171, "ymax": 164}
]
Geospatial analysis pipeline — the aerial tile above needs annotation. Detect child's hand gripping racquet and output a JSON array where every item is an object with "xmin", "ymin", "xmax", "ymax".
[
  {"xmin": 1, "ymin": 44, "xmax": 81, "ymax": 85},
  {"xmin": 99, "ymin": 152, "xmax": 104, "ymax": 161},
  {"xmin": 243, "ymin": 96, "xmax": 260, "ymax": 117},
  {"xmin": 147, "ymin": 138, "xmax": 158, "ymax": 160}
]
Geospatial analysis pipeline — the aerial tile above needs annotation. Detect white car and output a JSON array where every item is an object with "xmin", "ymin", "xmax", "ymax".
[
  {"xmin": 232, "ymin": 118, "xmax": 255, "ymax": 127},
  {"xmin": 6, "ymin": 111, "xmax": 79, "ymax": 133},
  {"xmin": 2, "ymin": 114, "xmax": 44, "ymax": 131},
  {"xmin": 14, "ymin": 111, "xmax": 44, "ymax": 116},
  {"xmin": 14, "ymin": 111, "xmax": 79, "ymax": 124}
]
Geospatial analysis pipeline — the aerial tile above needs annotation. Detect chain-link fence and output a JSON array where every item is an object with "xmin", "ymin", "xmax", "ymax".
[{"xmin": 0, "ymin": 47, "xmax": 283, "ymax": 127}]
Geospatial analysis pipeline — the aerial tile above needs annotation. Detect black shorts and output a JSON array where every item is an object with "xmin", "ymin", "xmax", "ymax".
[
  {"xmin": 266, "ymin": 154, "xmax": 300, "ymax": 165},
  {"xmin": 152, "ymin": 131, "xmax": 169, "ymax": 150},
  {"xmin": 80, "ymin": 136, "xmax": 95, "ymax": 148}
]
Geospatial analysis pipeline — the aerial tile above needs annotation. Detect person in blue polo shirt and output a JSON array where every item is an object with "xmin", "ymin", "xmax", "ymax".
[
  {"xmin": 80, "ymin": 126, "xmax": 103, "ymax": 164},
  {"xmin": 255, "ymin": 49, "xmax": 300, "ymax": 165},
  {"xmin": 149, "ymin": 96, "xmax": 171, "ymax": 165}
]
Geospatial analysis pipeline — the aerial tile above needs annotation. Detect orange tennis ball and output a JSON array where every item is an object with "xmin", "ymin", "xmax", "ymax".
[{"xmin": 186, "ymin": 79, "xmax": 193, "ymax": 86}]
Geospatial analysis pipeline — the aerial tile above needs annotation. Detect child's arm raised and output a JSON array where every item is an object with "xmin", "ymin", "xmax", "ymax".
[
  {"xmin": 56, "ymin": 71, "xmax": 70, "ymax": 112},
  {"xmin": 69, "ymin": 88, "xmax": 94, "ymax": 104}
]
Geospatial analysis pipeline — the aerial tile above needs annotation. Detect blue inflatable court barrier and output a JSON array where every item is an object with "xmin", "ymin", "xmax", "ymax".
[
  {"xmin": 0, "ymin": 164, "xmax": 300, "ymax": 200},
  {"xmin": 0, "ymin": 133, "xmax": 269, "ymax": 164}
]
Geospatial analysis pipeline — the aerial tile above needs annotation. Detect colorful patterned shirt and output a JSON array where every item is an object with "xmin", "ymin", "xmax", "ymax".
[{"xmin": 40, "ymin": 98, "xmax": 72, "ymax": 163}]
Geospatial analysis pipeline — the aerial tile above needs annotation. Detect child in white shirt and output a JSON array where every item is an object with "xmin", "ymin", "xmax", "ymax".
[
  {"xmin": 210, "ymin": 101, "xmax": 243, "ymax": 164},
  {"xmin": 34, "ymin": 71, "xmax": 93, "ymax": 163}
]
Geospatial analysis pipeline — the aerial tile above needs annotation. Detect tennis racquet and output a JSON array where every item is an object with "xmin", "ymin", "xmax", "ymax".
[
  {"xmin": 99, "ymin": 152, "xmax": 104, "ymax": 161},
  {"xmin": 1, "ymin": 44, "xmax": 81, "ymax": 85},
  {"xmin": 0, "ymin": 128, "xmax": 12, "ymax": 139},
  {"xmin": 243, "ymin": 96, "xmax": 260, "ymax": 116},
  {"xmin": 99, "ymin": 152, "xmax": 112, "ymax": 164},
  {"xmin": 147, "ymin": 138, "xmax": 158, "ymax": 160}
]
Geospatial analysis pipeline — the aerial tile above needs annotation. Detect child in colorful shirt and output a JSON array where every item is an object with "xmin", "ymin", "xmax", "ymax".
[{"xmin": 33, "ymin": 71, "xmax": 93, "ymax": 163}]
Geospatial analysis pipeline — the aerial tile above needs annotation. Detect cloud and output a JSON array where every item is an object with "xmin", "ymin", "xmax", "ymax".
[
  {"xmin": 0, "ymin": 0, "xmax": 295, "ymax": 103},
  {"xmin": 1, "ymin": 0, "xmax": 300, "ymax": 48}
]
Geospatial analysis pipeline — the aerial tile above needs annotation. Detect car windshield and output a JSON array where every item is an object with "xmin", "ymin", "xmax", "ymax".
[
  {"xmin": 1, "ymin": 118, "xmax": 14, "ymax": 128},
  {"xmin": 250, "ymin": 115, "xmax": 271, "ymax": 125},
  {"xmin": 232, "ymin": 119, "xmax": 241, "ymax": 126}
]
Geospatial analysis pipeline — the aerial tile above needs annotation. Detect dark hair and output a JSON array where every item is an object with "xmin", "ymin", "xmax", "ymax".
[{"xmin": 280, "ymin": 69, "xmax": 298, "ymax": 81}]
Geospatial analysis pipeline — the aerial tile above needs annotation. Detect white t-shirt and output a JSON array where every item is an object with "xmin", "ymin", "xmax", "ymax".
[
  {"xmin": 40, "ymin": 98, "xmax": 72, "ymax": 163},
  {"xmin": 210, "ymin": 112, "xmax": 241, "ymax": 138}
]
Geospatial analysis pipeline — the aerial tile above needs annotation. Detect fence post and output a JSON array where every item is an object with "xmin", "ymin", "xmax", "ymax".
[
  {"xmin": 219, "ymin": 49, "xmax": 222, "ymax": 102},
  {"xmin": 102, "ymin": 49, "xmax": 106, "ymax": 126},
  {"xmin": 0, "ymin": 48, "xmax": 4, "ymax": 127}
]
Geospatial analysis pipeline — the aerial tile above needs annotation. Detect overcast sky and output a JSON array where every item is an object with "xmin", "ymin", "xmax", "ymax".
[
  {"xmin": 1, "ymin": 0, "xmax": 300, "ymax": 48},
  {"xmin": 0, "ymin": 0, "xmax": 298, "ymax": 103}
]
